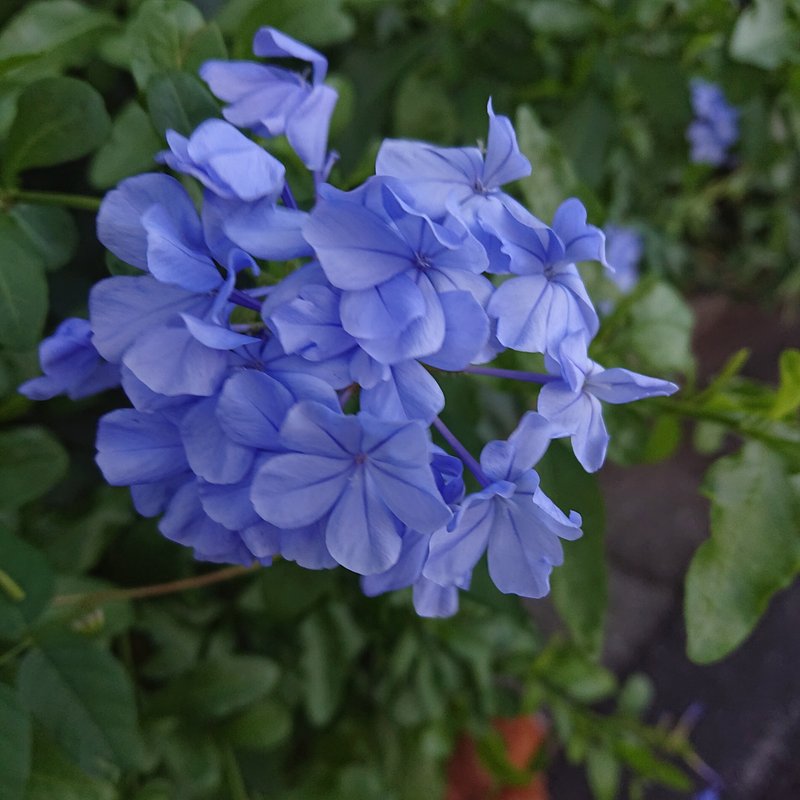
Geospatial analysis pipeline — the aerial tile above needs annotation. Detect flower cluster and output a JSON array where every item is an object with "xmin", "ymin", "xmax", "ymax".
[
  {"xmin": 20, "ymin": 28, "xmax": 677, "ymax": 616},
  {"xmin": 687, "ymin": 78, "xmax": 739, "ymax": 167}
]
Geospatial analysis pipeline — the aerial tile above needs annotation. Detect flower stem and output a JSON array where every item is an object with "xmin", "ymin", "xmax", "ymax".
[
  {"xmin": 433, "ymin": 417, "xmax": 489, "ymax": 487},
  {"xmin": 463, "ymin": 365, "xmax": 555, "ymax": 384},
  {"xmin": 229, "ymin": 289, "xmax": 263, "ymax": 312},
  {"xmin": 53, "ymin": 563, "xmax": 259, "ymax": 608},
  {"xmin": 281, "ymin": 183, "xmax": 298, "ymax": 210},
  {"xmin": 1, "ymin": 189, "xmax": 102, "ymax": 212}
]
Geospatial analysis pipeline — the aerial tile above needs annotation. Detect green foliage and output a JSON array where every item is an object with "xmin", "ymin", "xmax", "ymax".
[
  {"xmin": 0, "ymin": 682, "xmax": 31, "ymax": 800},
  {"xmin": 0, "ymin": 427, "xmax": 68, "ymax": 510},
  {"xmin": 17, "ymin": 641, "xmax": 146, "ymax": 778},
  {"xmin": 0, "ymin": 0, "xmax": 799, "ymax": 797},
  {"xmin": 538, "ymin": 443, "xmax": 607, "ymax": 659},
  {"xmin": 3, "ymin": 77, "xmax": 110, "ymax": 181},
  {"xmin": 685, "ymin": 442, "xmax": 800, "ymax": 663}
]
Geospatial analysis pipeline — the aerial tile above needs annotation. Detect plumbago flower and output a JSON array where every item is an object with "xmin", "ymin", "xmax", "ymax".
[{"xmin": 20, "ymin": 27, "xmax": 678, "ymax": 616}]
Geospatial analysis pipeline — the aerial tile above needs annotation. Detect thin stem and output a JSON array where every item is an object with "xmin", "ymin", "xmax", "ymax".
[
  {"xmin": 281, "ymin": 183, "xmax": 298, "ymax": 210},
  {"xmin": 433, "ymin": 417, "xmax": 489, "ymax": 487},
  {"xmin": 53, "ymin": 563, "xmax": 259, "ymax": 608},
  {"xmin": 229, "ymin": 289, "xmax": 263, "ymax": 312},
  {"xmin": 0, "ymin": 636, "xmax": 33, "ymax": 667},
  {"xmin": 1, "ymin": 189, "xmax": 102, "ymax": 212},
  {"xmin": 463, "ymin": 365, "xmax": 555, "ymax": 384}
]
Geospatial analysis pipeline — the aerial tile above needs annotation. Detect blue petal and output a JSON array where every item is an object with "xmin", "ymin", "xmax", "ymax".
[
  {"xmin": 487, "ymin": 274, "xmax": 553, "ymax": 353},
  {"xmin": 159, "ymin": 481, "xmax": 256, "ymax": 564},
  {"xmin": 360, "ymin": 360, "xmax": 444, "ymax": 424},
  {"xmin": 97, "ymin": 173, "xmax": 197, "ymax": 270},
  {"xmin": 216, "ymin": 370, "xmax": 295, "ymax": 449},
  {"xmin": 252, "ymin": 26, "xmax": 329, "ymax": 84},
  {"xmin": 304, "ymin": 197, "xmax": 413, "ymax": 290},
  {"xmin": 424, "ymin": 493, "xmax": 495, "ymax": 585},
  {"xmin": 285, "ymin": 84, "xmax": 338, "ymax": 171},
  {"xmin": 221, "ymin": 199, "xmax": 312, "ymax": 260},
  {"xmin": 181, "ymin": 314, "xmax": 260, "ymax": 350},
  {"xmin": 412, "ymin": 579, "xmax": 459, "ymax": 617},
  {"xmin": 551, "ymin": 198, "xmax": 607, "ymax": 266},
  {"xmin": 180, "ymin": 397, "xmax": 254, "ymax": 484},
  {"xmin": 340, "ymin": 273, "xmax": 425, "ymax": 340},
  {"xmin": 166, "ymin": 119, "xmax": 286, "ymax": 202},
  {"xmin": 422, "ymin": 290, "xmax": 490, "ymax": 371},
  {"xmin": 90, "ymin": 276, "xmax": 214, "ymax": 363},
  {"xmin": 361, "ymin": 528, "xmax": 428, "ymax": 594},
  {"xmin": 586, "ymin": 367, "xmax": 679, "ymax": 404},
  {"xmin": 279, "ymin": 400, "xmax": 361, "ymax": 458},
  {"xmin": 538, "ymin": 382, "xmax": 608, "ymax": 472},
  {"xmin": 325, "ymin": 467, "xmax": 403, "ymax": 574},
  {"xmin": 96, "ymin": 409, "xmax": 187, "ymax": 486},
  {"xmin": 482, "ymin": 99, "xmax": 532, "ymax": 188},
  {"xmin": 122, "ymin": 322, "xmax": 228, "ymax": 397},
  {"xmin": 487, "ymin": 498, "xmax": 560, "ymax": 597},
  {"xmin": 198, "ymin": 477, "xmax": 262, "ymax": 529},
  {"xmin": 251, "ymin": 452, "xmax": 351, "ymax": 527},
  {"xmin": 142, "ymin": 205, "xmax": 222, "ymax": 293}
]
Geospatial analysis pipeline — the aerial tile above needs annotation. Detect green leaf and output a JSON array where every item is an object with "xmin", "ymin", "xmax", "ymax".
[
  {"xmin": 515, "ymin": 105, "xmax": 578, "ymax": 220},
  {"xmin": 538, "ymin": 444, "xmax": 607, "ymax": 658},
  {"xmin": 17, "ymin": 642, "xmax": 146, "ymax": 778},
  {"xmin": 152, "ymin": 655, "xmax": 280, "ymax": 719},
  {"xmin": 3, "ymin": 77, "xmax": 110, "ymax": 180},
  {"xmin": 128, "ymin": 0, "xmax": 223, "ymax": 90},
  {"xmin": 0, "ymin": 525, "xmax": 53, "ymax": 640},
  {"xmin": 89, "ymin": 102, "xmax": 162, "ymax": 189},
  {"xmin": 616, "ymin": 673, "xmax": 654, "ymax": 717},
  {"xmin": 220, "ymin": 698, "xmax": 293, "ymax": 751},
  {"xmin": 0, "ymin": 216, "xmax": 47, "ymax": 350},
  {"xmin": 145, "ymin": 70, "xmax": 219, "ymax": 137},
  {"xmin": 149, "ymin": 720, "xmax": 221, "ymax": 797},
  {"xmin": 614, "ymin": 740, "xmax": 691, "ymax": 790},
  {"xmin": 393, "ymin": 74, "xmax": 458, "ymax": 144},
  {"xmin": 624, "ymin": 281, "xmax": 694, "ymax": 375},
  {"xmin": 26, "ymin": 728, "xmax": 117, "ymax": 800},
  {"xmin": 0, "ymin": 682, "xmax": 31, "ymax": 800},
  {"xmin": 300, "ymin": 601, "xmax": 366, "ymax": 726},
  {"xmin": 534, "ymin": 641, "xmax": 616, "ymax": 703},
  {"xmin": 222, "ymin": 0, "xmax": 355, "ymax": 52},
  {"xmin": 0, "ymin": 0, "xmax": 116, "ymax": 70},
  {"xmin": 522, "ymin": 0, "xmax": 597, "ymax": 37},
  {"xmin": 7, "ymin": 205, "xmax": 78, "ymax": 271},
  {"xmin": 0, "ymin": 427, "xmax": 68, "ymax": 510},
  {"xmin": 586, "ymin": 746, "xmax": 620, "ymax": 800},
  {"xmin": 730, "ymin": 0, "xmax": 793, "ymax": 70},
  {"xmin": 771, "ymin": 349, "xmax": 800, "ymax": 419},
  {"xmin": 685, "ymin": 442, "xmax": 800, "ymax": 663}
]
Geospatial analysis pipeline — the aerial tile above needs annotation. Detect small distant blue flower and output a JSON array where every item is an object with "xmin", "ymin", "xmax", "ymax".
[
  {"xmin": 19, "ymin": 318, "xmax": 120, "ymax": 401},
  {"xmin": 539, "ymin": 334, "xmax": 678, "ymax": 472},
  {"xmin": 200, "ymin": 27, "xmax": 338, "ymax": 172},
  {"xmin": 604, "ymin": 224, "xmax": 643, "ymax": 295},
  {"xmin": 687, "ymin": 79, "xmax": 738, "ymax": 167}
]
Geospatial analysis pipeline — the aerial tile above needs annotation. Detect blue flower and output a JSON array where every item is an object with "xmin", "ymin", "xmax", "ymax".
[
  {"xmin": 200, "ymin": 27, "xmax": 338, "ymax": 172},
  {"xmin": 482, "ymin": 198, "xmax": 606, "ymax": 354},
  {"xmin": 538, "ymin": 334, "xmax": 679, "ymax": 472},
  {"xmin": 603, "ymin": 224, "xmax": 643, "ymax": 296},
  {"xmin": 425, "ymin": 413, "xmax": 582, "ymax": 598},
  {"xmin": 687, "ymin": 79, "xmax": 738, "ymax": 167},
  {"xmin": 303, "ymin": 178, "xmax": 492, "ymax": 367},
  {"xmin": 376, "ymin": 100, "xmax": 530, "ymax": 247},
  {"xmin": 251, "ymin": 401, "xmax": 452, "ymax": 575},
  {"xmin": 19, "ymin": 318, "xmax": 119, "ymax": 401}
]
